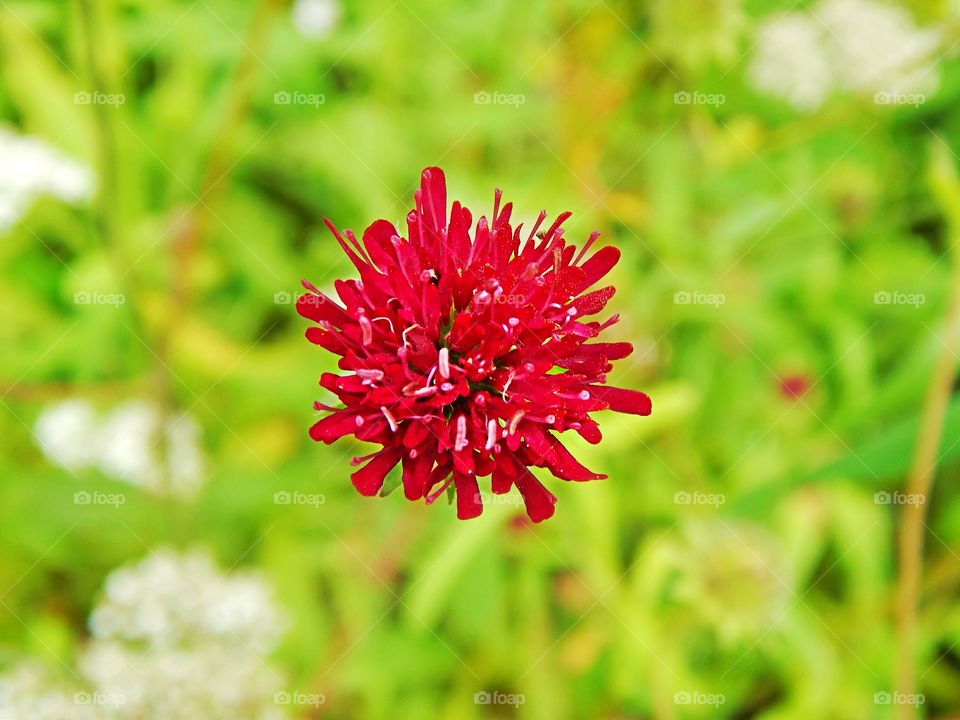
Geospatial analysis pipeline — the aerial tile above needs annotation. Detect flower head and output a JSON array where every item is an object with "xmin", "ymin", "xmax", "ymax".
[{"xmin": 298, "ymin": 167, "xmax": 651, "ymax": 522}]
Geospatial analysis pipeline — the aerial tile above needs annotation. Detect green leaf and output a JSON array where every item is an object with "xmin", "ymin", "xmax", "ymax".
[
  {"xmin": 807, "ymin": 393, "xmax": 960, "ymax": 485},
  {"xmin": 378, "ymin": 463, "xmax": 403, "ymax": 497},
  {"xmin": 732, "ymin": 393, "xmax": 960, "ymax": 517}
]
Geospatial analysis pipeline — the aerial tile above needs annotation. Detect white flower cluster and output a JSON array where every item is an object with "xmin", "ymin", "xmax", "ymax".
[
  {"xmin": 0, "ymin": 550, "xmax": 287, "ymax": 720},
  {"xmin": 34, "ymin": 399, "xmax": 205, "ymax": 498},
  {"xmin": 81, "ymin": 549, "xmax": 287, "ymax": 720},
  {"xmin": 87, "ymin": 548, "xmax": 285, "ymax": 653},
  {"xmin": 0, "ymin": 665, "xmax": 99, "ymax": 720},
  {"xmin": 292, "ymin": 0, "xmax": 341, "ymax": 39},
  {"xmin": 0, "ymin": 127, "xmax": 94, "ymax": 231},
  {"xmin": 749, "ymin": 0, "xmax": 944, "ymax": 111}
]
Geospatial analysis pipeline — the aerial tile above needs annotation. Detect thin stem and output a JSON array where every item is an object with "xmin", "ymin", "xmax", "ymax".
[
  {"xmin": 894, "ymin": 138, "xmax": 960, "ymax": 719},
  {"xmin": 76, "ymin": 0, "xmax": 120, "ymax": 254}
]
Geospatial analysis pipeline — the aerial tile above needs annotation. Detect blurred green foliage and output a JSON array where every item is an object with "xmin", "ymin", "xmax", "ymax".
[{"xmin": 2, "ymin": 0, "xmax": 960, "ymax": 718}]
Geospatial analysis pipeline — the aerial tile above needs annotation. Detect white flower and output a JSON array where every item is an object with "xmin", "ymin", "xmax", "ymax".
[
  {"xmin": 80, "ymin": 642, "xmax": 285, "ymax": 720},
  {"xmin": 749, "ymin": 14, "xmax": 834, "ymax": 112},
  {"xmin": 292, "ymin": 0, "xmax": 341, "ymax": 39},
  {"xmin": 34, "ymin": 399, "xmax": 102, "ymax": 471},
  {"xmin": 817, "ymin": 0, "xmax": 941, "ymax": 96},
  {"xmin": 0, "ymin": 127, "xmax": 94, "ymax": 232},
  {"xmin": 81, "ymin": 548, "xmax": 287, "ymax": 720},
  {"xmin": 98, "ymin": 401, "xmax": 163, "ymax": 491},
  {"xmin": 34, "ymin": 398, "xmax": 207, "ymax": 498},
  {"xmin": 749, "ymin": 0, "xmax": 944, "ymax": 111},
  {"xmin": 89, "ymin": 548, "xmax": 286, "ymax": 651},
  {"xmin": 0, "ymin": 665, "xmax": 103, "ymax": 720}
]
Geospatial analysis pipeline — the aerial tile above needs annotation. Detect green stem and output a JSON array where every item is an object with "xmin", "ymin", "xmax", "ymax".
[{"xmin": 894, "ymin": 138, "xmax": 960, "ymax": 719}]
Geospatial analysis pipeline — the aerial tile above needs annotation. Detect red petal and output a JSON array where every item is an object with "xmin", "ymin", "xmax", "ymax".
[
  {"xmin": 305, "ymin": 327, "xmax": 350, "ymax": 356},
  {"xmin": 351, "ymin": 448, "xmax": 402, "ymax": 496},
  {"xmin": 402, "ymin": 421, "xmax": 431, "ymax": 448},
  {"xmin": 576, "ymin": 419, "xmax": 602, "ymax": 444},
  {"xmin": 296, "ymin": 291, "xmax": 350, "ymax": 325},
  {"xmin": 576, "ymin": 246, "xmax": 620, "ymax": 292},
  {"xmin": 420, "ymin": 167, "xmax": 447, "ymax": 233},
  {"xmin": 520, "ymin": 425, "xmax": 605, "ymax": 481},
  {"xmin": 453, "ymin": 471, "xmax": 483, "ymax": 519},
  {"xmin": 309, "ymin": 411, "xmax": 360, "ymax": 444},
  {"xmin": 514, "ymin": 470, "xmax": 557, "ymax": 523},
  {"xmin": 543, "ymin": 436, "xmax": 606, "ymax": 481},
  {"xmin": 401, "ymin": 451, "xmax": 432, "ymax": 500},
  {"xmin": 491, "ymin": 453, "xmax": 520, "ymax": 494},
  {"xmin": 557, "ymin": 342, "xmax": 633, "ymax": 367},
  {"xmin": 361, "ymin": 219, "xmax": 401, "ymax": 273},
  {"xmin": 590, "ymin": 386, "xmax": 652, "ymax": 416}
]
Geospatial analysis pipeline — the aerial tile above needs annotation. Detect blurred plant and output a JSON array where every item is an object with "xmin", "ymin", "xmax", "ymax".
[
  {"xmin": 749, "ymin": 0, "xmax": 945, "ymax": 112},
  {"xmin": 291, "ymin": 0, "xmax": 342, "ymax": 40},
  {"xmin": 894, "ymin": 138, "xmax": 960, "ymax": 720},
  {"xmin": 34, "ymin": 399, "xmax": 205, "ymax": 498},
  {"xmin": 649, "ymin": 0, "xmax": 746, "ymax": 72},
  {"xmin": 81, "ymin": 549, "xmax": 287, "ymax": 720},
  {"xmin": 669, "ymin": 522, "xmax": 791, "ymax": 646},
  {"xmin": 0, "ymin": 665, "xmax": 99, "ymax": 720},
  {"xmin": 0, "ymin": 549, "xmax": 287, "ymax": 720},
  {"xmin": 0, "ymin": 127, "xmax": 93, "ymax": 232}
]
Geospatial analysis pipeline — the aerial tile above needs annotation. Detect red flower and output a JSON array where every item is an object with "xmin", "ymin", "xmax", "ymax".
[{"xmin": 298, "ymin": 167, "xmax": 651, "ymax": 522}]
